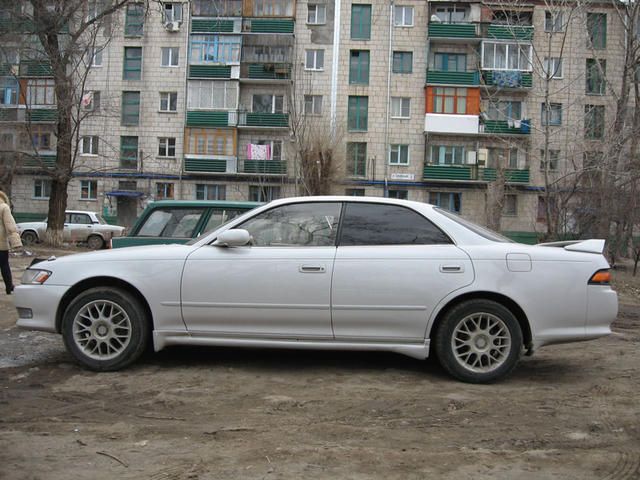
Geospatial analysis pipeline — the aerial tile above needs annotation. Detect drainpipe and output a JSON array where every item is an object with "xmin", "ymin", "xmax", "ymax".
[
  {"xmin": 383, "ymin": 0, "xmax": 394, "ymax": 197},
  {"xmin": 330, "ymin": 0, "xmax": 342, "ymax": 136},
  {"xmin": 179, "ymin": 6, "xmax": 191, "ymax": 200}
]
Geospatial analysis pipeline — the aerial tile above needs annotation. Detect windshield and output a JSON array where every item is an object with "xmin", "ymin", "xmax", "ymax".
[{"xmin": 434, "ymin": 208, "xmax": 513, "ymax": 243}]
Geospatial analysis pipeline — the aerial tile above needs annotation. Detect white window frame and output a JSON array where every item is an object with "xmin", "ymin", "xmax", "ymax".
[
  {"xmin": 394, "ymin": 6, "xmax": 414, "ymax": 27},
  {"xmin": 307, "ymin": 4, "xmax": 326, "ymax": 24},
  {"xmin": 391, "ymin": 97, "xmax": 411, "ymax": 118},
  {"xmin": 188, "ymin": 81, "xmax": 238, "ymax": 110},
  {"xmin": 389, "ymin": 144, "xmax": 410, "ymax": 165},
  {"xmin": 305, "ymin": 49, "xmax": 324, "ymax": 71},
  {"xmin": 543, "ymin": 57, "xmax": 563, "ymax": 79},
  {"xmin": 544, "ymin": 11, "xmax": 563, "ymax": 32},
  {"xmin": 196, "ymin": 184, "xmax": 225, "ymax": 200},
  {"xmin": 156, "ymin": 182, "xmax": 175, "ymax": 199},
  {"xmin": 90, "ymin": 46, "xmax": 104, "ymax": 67},
  {"xmin": 252, "ymin": 139, "xmax": 283, "ymax": 161},
  {"xmin": 26, "ymin": 79, "xmax": 55, "ymax": 106},
  {"xmin": 159, "ymin": 91, "xmax": 178, "ymax": 112},
  {"xmin": 81, "ymin": 135, "xmax": 99, "ymax": 155},
  {"xmin": 481, "ymin": 42, "xmax": 533, "ymax": 72},
  {"xmin": 252, "ymin": 94, "xmax": 284, "ymax": 114},
  {"xmin": 163, "ymin": 2, "xmax": 183, "ymax": 23},
  {"xmin": 303, "ymin": 95, "xmax": 323, "ymax": 115},
  {"xmin": 158, "ymin": 137, "xmax": 176, "ymax": 157},
  {"xmin": 161, "ymin": 47, "xmax": 179, "ymax": 67},
  {"xmin": 34, "ymin": 179, "xmax": 51, "ymax": 199},
  {"xmin": 80, "ymin": 180, "xmax": 98, "ymax": 200}
]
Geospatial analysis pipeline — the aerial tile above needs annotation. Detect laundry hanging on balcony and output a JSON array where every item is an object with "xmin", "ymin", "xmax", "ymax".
[
  {"xmin": 247, "ymin": 143, "xmax": 271, "ymax": 160},
  {"xmin": 492, "ymin": 70, "xmax": 522, "ymax": 88}
]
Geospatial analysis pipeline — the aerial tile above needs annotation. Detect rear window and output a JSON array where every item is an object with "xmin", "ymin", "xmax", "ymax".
[
  {"xmin": 434, "ymin": 207, "xmax": 513, "ymax": 243},
  {"xmin": 137, "ymin": 208, "xmax": 204, "ymax": 238}
]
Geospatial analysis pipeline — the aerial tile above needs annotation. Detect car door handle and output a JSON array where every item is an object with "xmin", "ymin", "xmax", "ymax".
[
  {"xmin": 299, "ymin": 264, "xmax": 326, "ymax": 273},
  {"xmin": 440, "ymin": 264, "xmax": 464, "ymax": 273}
]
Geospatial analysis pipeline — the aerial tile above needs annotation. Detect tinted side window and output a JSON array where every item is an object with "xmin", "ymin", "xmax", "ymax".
[
  {"xmin": 137, "ymin": 208, "xmax": 204, "ymax": 238},
  {"xmin": 239, "ymin": 203, "xmax": 341, "ymax": 247},
  {"xmin": 202, "ymin": 208, "xmax": 248, "ymax": 234},
  {"xmin": 339, "ymin": 203, "xmax": 452, "ymax": 246}
]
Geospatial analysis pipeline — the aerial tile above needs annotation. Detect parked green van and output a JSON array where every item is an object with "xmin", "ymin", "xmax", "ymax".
[{"xmin": 112, "ymin": 200, "xmax": 261, "ymax": 248}]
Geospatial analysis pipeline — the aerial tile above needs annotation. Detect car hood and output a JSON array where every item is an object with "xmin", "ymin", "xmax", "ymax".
[{"xmin": 33, "ymin": 243, "xmax": 196, "ymax": 267}]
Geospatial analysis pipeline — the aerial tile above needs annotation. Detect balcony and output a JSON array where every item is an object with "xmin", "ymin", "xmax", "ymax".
[
  {"xmin": 481, "ymin": 119, "xmax": 531, "ymax": 135},
  {"xmin": 241, "ymin": 62, "xmax": 291, "ymax": 81},
  {"xmin": 21, "ymin": 153, "xmax": 56, "ymax": 169},
  {"xmin": 481, "ymin": 168, "xmax": 530, "ymax": 183},
  {"xmin": 238, "ymin": 112, "xmax": 288, "ymax": 128},
  {"xmin": 0, "ymin": 107, "xmax": 25, "ymax": 122},
  {"xmin": 186, "ymin": 110, "xmax": 238, "ymax": 127},
  {"xmin": 240, "ymin": 159, "xmax": 287, "ymax": 174},
  {"xmin": 19, "ymin": 60, "xmax": 53, "ymax": 77},
  {"xmin": 426, "ymin": 70, "xmax": 479, "ymax": 86},
  {"xmin": 423, "ymin": 164, "xmax": 530, "ymax": 184},
  {"xmin": 428, "ymin": 23, "xmax": 477, "ymax": 39},
  {"xmin": 243, "ymin": 18, "xmax": 294, "ymax": 33},
  {"xmin": 483, "ymin": 24, "xmax": 533, "ymax": 41},
  {"xmin": 27, "ymin": 109, "xmax": 57, "ymax": 123},
  {"xmin": 184, "ymin": 157, "xmax": 237, "ymax": 174},
  {"xmin": 191, "ymin": 18, "xmax": 239, "ymax": 33},
  {"xmin": 188, "ymin": 65, "xmax": 234, "ymax": 79},
  {"xmin": 425, "ymin": 113, "xmax": 479, "ymax": 135},
  {"xmin": 482, "ymin": 70, "xmax": 532, "ymax": 89}
]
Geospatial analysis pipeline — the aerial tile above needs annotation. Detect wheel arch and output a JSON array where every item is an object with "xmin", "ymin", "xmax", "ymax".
[
  {"xmin": 21, "ymin": 229, "xmax": 40, "ymax": 240},
  {"xmin": 428, "ymin": 291, "xmax": 532, "ymax": 348},
  {"xmin": 55, "ymin": 276, "xmax": 154, "ymax": 334}
]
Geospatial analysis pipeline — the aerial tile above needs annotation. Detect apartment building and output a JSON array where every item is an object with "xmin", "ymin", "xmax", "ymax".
[{"xmin": 0, "ymin": 0, "xmax": 623, "ymax": 240}]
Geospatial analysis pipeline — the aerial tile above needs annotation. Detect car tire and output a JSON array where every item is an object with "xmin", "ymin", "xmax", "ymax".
[
  {"xmin": 21, "ymin": 231, "xmax": 38, "ymax": 245},
  {"xmin": 434, "ymin": 299, "xmax": 523, "ymax": 383},
  {"xmin": 87, "ymin": 235, "xmax": 105, "ymax": 250},
  {"xmin": 61, "ymin": 287, "xmax": 150, "ymax": 371}
]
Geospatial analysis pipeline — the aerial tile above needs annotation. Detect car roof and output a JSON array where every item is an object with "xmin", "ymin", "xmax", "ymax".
[
  {"xmin": 65, "ymin": 210, "xmax": 98, "ymax": 215},
  {"xmin": 145, "ymin": 200, "xmax": 263, "ymax": 209},
  {"xmin": 266, "ymin": 195, "xmax": 437, "ymax": 210}
]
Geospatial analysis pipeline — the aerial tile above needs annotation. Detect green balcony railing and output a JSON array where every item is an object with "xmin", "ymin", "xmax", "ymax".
[
  {"xmin": 426, "ymin": 70, "xmax": 479, "ymax": 86},
  {"xmin": 240, "ymin": 112, "xmax": 288, "ymax": 128},
  {"xmin": 22, "ymin": 154, "xmax": 56, "ymax": 168},
  {"xmin": 27, "ymin": 109, "xmax": 57, "ymax": 122},
  {"xmin": 485, "ymin": 24, "xmax": 534, "ymax": 41},
  {"xmin": 423, "ymin": 165, "xmax": 473, "ymax": 181},
  {"xmin": 241, "ymin": 160, "xmax": 287, "ymax": 174},
  {"xmin": 482, "ymin": 70, "xmax": 533, "ymax": 88},
  {"xmin": 184, "ymin": 158, "xmax": 229, "ymax": 173},
  {"xmin": 186, "ymin": 111, "xmax": 236, "ymax": 127},
  {"xmin": 19, "ymin": 60, "xmax": 53, "ymax": 77},
  {"xmin": 246, "ymin": 18, "xmax": 294, "ymax": 33},
  {"xmin": 244, "ymin": 63, "xmax": 291, "ymax": 80},
  {"xmin": 482, "ymin": 119, "xmax": 531, "ymax": 135},
  {"xmin": 482, "ymin": 168, "xmax": 530, "ymax": 183},
  {"xmin": 188, "ymin": 65, "xmax": 233, "ymax": 79},
  {"xmin": 428, "ymin": 23, "xmax": 477, "ymax": 38},
  {"xmin": 191, "ymin": 18, "xmax": 235, "ymax": 33}
]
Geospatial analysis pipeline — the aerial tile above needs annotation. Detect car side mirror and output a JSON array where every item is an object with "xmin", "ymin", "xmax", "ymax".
[{"xmin": 213, "ymin": 229, "xmax": 251, "ymax": 247}]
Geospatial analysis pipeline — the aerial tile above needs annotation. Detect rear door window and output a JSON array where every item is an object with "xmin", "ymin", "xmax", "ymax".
[
  {"xmin": 339, "ymin": 203, "xmax": 452, "ymax": 246},
  {"xmin": 137, "ymin": 208, "xmax": 205, "ymax": 238}
]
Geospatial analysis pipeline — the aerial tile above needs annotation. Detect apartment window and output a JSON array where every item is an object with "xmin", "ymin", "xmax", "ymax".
[
  {"xmin": 388, "ymin": 190, "xmax": 408, "ymax": 200},
  {"xmin": 121, "ymin": 91, "xmax": 140, "ymax": 125},
  {"xmin": 429, "ymin": 192, "xmax": 461, "ymax": 213},
  {"xmin": 349, "ymin": 50, "xmax": 370, "ymax": 84},
  {"xmin": 434, "ymin": 53, "xmax": 466, "ymax": 72},
  {"xmin": 158, "ymin": 137, "xmax": 176, "ymax": 157},
  {"xmin": 434, "ymin": 87, "xmax": 468, "ymax": 114},
  {"xmin": 304, "ymin": 95, "xmax": 323, "ymax": 115},
  {"xmin": 196, "ymin": 184, "xmax": 226, "ymax": 200},
  {"xmin": 346, "ymin": 142, "xmax": 367, "ymax": 176},
  {"xmin": 80, "ymin": 180, "xmax": 98, "ymax": 200},
  {"xmin": 34, "ymin": 179, "xmax": 51, "ymax": 199},
  {"xmin": 391, "ymin": 97, "xmax": 410, "ymax": 118},
  {"xmin": 190, "ymin": 35, "xmax": 241, "ymax": 64},
  {"xmin": 156, "ymin": 183, "xmax": 174, "ymax": 200},
  {"xmin": 26, "ymin": 79, "xmax": 55, "ymax": 106},
  {"xmin": 120, "ymin": 136, "xmax": 138, "ymax": 169},
  {"xmin": 504, "ymin": 194, "xmax": 517, "ymax": 216},
  {"xmin": 543, "ymin": 57, "xmax": 563, "ymax": 79},
  {"xmin": 486, "ymin": 100, "xmax": 522, "ymax": 121},
  {"xmin": 587, "ymin": 13, "xmax": 606, "ymax": 50},
  {"xmin": 123, "ymin": 47, "xmax": 142, "ymax": 80},
  {"xmin": 88, "ymin": 46, "xmax": 104, "ymax": 67},
  {"xmin": 163, "ymin": 2, "xmax": 183, "ymax": 22},
  {"xmin": 431, "ymin": 145, "xmax": 464, "ymax": 165},
  {"xmin": 305, "ymin": 49, "xmax": 324, "ymax": 70},
  {"xmin": 351, "ymin": 4, "xmax": 371, "ymax": 40},
  {"xmin": 161, "ymin": 47, "xmax": 179, "ymax": 67},
  {"xmin": 32, "ymin": 131, "xmax": 51, "ymax": 150},
  {"xmin": 188, "ymin": 81, "xmax": 238, "ymax": 110},
  {"xmin": 125, "ymin": 3, "xmax": 144, "ymax": 36},
  {"xmin": 185, "ymin": 128, "xmax": 236, "ymax": 156},
  {"xmin": 0, "ymin": 78, "xmax": 18, "ymax": 105},
  {"xmin": 252, "ymin": 94, "xmax": 284, "ymax": 113},
  {"xmin": 0, "ymin": 133, "xmax": 14, "ymax": 150},
  {"xmin": 249, "ymin": 186, "xmax": 280, "ymax": 202},
  {"xmin": 81, "ymin": 136, "xmax": 99, "ymax": 155},
  {"xmin": 160, "ymin": 92, "xmax": 178, "ymax": 112},
  {"xmin": 434, "ymin": 5, "xmax": 467, "ymax": 23},
  {"xmin": 252, "ymin": 0, "xmax": 294, "ymax": 16},
  {"xmin": 346, "ymin": 188, "xmax": 365, "ymax": 196},
  {"xmin": 586, "ymin": 59, "xmax": 606, "ymax": 95},
  {"xmin": 394, "ymin": 6, "xmax": 413, "ymax": 27},
  {"xmin": 585, "ymin": 105, "xmax": 605, "ymax": 139},
  {"xmin": 251, "ymin": 139, "xmax": 282, "ymax": 161},
  {"xmin": 540, "ymin": 149, "xmax": 560, "ymax": 170},
  {"xmin": 82, "ymin": 91, "xmax": 100, "ymax": 111},
  {"xmin": 481, "ymin": 42, "xmax": 532, "ymax": 71},
  {"xmin": 389, "ymin": 144, "xmax": 409, "ymax": 165},
  {"xmin": 392, "ymin": 51, "xmax": 413, "ymax": 73},
  {"xmin": 307, "ymin": 4, "xmax": 326, "ymax": 24},
  {"xmin": 541, "ymin": 102, "xmax": 562, "ymax": 126},
  {"xmin": 347, "ymin": 96, "xmax": 368, "ymax": 131},
  {"xmin": 544, "ymin": 11, "xmax": 563, "ymax": 32}
]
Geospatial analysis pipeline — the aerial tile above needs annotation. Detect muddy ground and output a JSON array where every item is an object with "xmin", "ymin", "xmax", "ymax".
[{"xmin": 0, "ymin": 247, "xmax": 639, "ymax": 479}]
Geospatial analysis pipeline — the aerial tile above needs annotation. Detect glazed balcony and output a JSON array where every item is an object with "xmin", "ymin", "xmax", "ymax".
[
  {"xmin": 481, "ymin": 119, "xmax": 531, "ymax": 135},
  {"xmin": 186, "ymin": 110, "xmax": 238, "ymax": 127},
  {"xmin": 238, "ymin": 111, "xmax": 289, "ymax": 128},
  {"xmin": 422, "ymin": 164, "xmax": 530, "ymax": 184},
  {"xmin": 425, "ymin": 113, "xmax": 479, "ymax": 135},
  {"xmin": 482, "ymin": 70, "xmax": 533, "ymax": 89},
  {"xmin": 426, "ymin": 70, "xmax": 480, "ymax": 86}
]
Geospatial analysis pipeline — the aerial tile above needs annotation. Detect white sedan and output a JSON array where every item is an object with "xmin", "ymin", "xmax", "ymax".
[{"xmin": 14, "ymin": 197, "xmax": 618, "ymax": 383}]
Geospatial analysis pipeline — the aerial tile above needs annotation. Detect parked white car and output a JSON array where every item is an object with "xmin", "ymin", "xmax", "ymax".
[
  {"xmin": 14, "ymin": 197, "xmax": 618, "ymax": 383},
  {"xmin": 16, "ymin": 210, "xmax": 125, "ymax": 250}
]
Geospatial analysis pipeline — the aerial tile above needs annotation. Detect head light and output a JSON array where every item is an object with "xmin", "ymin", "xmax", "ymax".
[{"xmin": 21, "ymin": 269, "xmax": 52, "ymax": 285}]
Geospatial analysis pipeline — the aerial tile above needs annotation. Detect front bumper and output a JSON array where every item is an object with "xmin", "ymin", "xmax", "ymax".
[{"xmin": 14, "ymin": 284, "xmax": 70, "ymax": 333}]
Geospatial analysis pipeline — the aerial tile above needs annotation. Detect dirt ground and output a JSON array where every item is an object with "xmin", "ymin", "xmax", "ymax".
[{"xmin": 0, "ymin": 247, "xmax": 639, "ymax": 479}]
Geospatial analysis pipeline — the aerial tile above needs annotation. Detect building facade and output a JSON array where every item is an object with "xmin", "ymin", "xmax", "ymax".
[{"xmin": 1, "ymin": 0, "xmax": 623, "ymax": 240}]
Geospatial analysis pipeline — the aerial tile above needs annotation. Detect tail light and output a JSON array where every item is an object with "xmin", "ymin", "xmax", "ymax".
[{"xmin": 588, "ymin": 269, "xmax": 611, "ymax": 285}]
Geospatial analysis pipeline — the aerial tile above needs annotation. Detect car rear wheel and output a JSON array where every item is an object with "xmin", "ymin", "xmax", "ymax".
[
  {"xmin": 61, "ymin": 287, "xmax": 149, "ymax": 371},
  {"xmin": 87, "ymin": 235, "xmax": 105, "ymax": 250},
  {"xmin": 21, "ymin": 231, "xmax": 38, "ymax": 245},
  {"xmin": 434, "ymin": 299, "xmax": 522, "ymax": 383}
]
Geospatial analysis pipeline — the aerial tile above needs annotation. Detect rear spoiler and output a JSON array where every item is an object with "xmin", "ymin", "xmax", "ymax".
[{"xmin": 536, "ymin": 239, "xmax": 605, "ymax": 254}]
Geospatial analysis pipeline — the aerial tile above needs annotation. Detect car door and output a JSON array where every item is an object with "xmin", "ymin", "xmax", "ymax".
[
  {"xmin": 331, "ymin": 202, "xmax": 474, "ymax": 341},
  {"xmin": 67, "ymin": 213, "xmax": 94, "ymax": 242},
  {"xmin": 181, "ymin": 202, "xmax": 341, "ymax": 338}
]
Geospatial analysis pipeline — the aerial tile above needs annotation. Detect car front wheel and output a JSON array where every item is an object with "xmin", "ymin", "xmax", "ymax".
[
  {"xmin": 434, "ymin": 299, "xmax": 523, "ymax": 383},
  {"xmin": 61, "ymin": 287, "xmax": 149, "ymax": 371}
]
